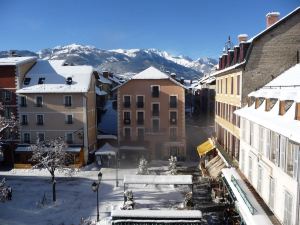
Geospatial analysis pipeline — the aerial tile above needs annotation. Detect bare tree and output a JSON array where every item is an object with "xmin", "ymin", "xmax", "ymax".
[{"xmin": 30, "ymin": 137, "xmax": 73, "ymax": 202}]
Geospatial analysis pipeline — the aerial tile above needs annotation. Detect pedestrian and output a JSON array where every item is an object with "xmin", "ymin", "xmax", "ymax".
[{"xmin": 7, "ymin": 186, "xmax": 12, "ymax": 200}]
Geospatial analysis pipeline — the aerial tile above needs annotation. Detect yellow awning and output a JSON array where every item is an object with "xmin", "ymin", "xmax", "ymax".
[{"xmin": 197, "ymin": 139, "xmax": 215, "ymax": 156}]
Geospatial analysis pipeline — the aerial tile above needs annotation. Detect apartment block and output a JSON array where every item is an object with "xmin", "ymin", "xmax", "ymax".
[
  {"xmin": 16, "ymin": 60, "xmax": 97, "ymax": 167},
  {"xmin": 117, "ymin": 67, "xmax": 186, "ymax": 161}
]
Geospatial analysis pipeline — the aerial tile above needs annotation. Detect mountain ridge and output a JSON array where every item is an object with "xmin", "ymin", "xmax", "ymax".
[{"xmin": 0, "ymin": 44, "xmax": 217, "ymax": 79}]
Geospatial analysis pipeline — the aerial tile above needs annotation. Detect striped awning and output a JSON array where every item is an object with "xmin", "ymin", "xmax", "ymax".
[{"xmin": 197, "ymin": 138, "xmax": 215, "ymax": 156}]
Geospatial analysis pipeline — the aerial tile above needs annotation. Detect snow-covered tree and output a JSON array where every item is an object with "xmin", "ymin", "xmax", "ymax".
[
  {"xmin": 136, "ymin": 157, "xmax": 149, "ymax": 175},
  {"xmin": 168, "ymin": 156, "xmax": 177, "ymax": 175},
  {"xmin": 0, "ymin": 103, "xmax": 18, "ymax": 139},
  {"xmin": 30, "ymin": 137, "xmax": 73, "ymax": 202},
  {"xmin": 0, "ymin": 178, "xmax": 8, "ymax": 202}
]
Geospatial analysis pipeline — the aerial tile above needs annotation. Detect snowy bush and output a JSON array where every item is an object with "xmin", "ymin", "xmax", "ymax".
[
  {"xmin": 0, "ymin": 178, "xmax": 8, "ymax": 202},
  {"xmin": 121, "ymin": 190, "xmax": 135, "ymax": 210}
]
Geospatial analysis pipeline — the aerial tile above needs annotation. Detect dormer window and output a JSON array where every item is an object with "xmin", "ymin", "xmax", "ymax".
[
  {"xmin": 255, "ymin": 97, "xmax": 264, "ymax": 109},
  {"xmin": 248, "ymin": 96, "xmax": 255, "ymax": 106},
  {"xmin": 279, "ymin": 100, "xmax": 293, "ymax": 116},
  {"xmin": 38, "ymin": 77, "xmax": 45, "ymax": 84},
  {"xmin": 295, "ymin": 103, "xmax": 300, "ymax": 120},
  {"xmin": 266, "ymin": 98, "xmax": 277, "ymax": 111},
  {"xmin": 24, "ymin": 78, "xmax": 31, "ymax": 85}
]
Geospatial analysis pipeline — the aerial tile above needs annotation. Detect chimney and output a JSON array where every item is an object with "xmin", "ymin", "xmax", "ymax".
[
  {"xmin": 266, "ymin": 12, "xmax": 280, "ymax": 28},
  {"xmin": 170, "ymin": 73, "xmax": 176, "ymax": 79},
  {"xmin": 238, "ymin": 34, "xmax": 248, "ymax": 43}
]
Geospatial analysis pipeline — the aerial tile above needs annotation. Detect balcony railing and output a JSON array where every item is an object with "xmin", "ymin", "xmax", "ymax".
[
  {"xmin": 66, "ymin": 120, "xmax": 73, "ymax": 124},
  {"xmin": 21, "ymin": 121, "xmax": 28, "ymax": 125},
  {"xmin": 123, "ymin": 102, "xmax": 131, "ymax": 108},
  {"xmin": 136, "ymin": 102, "xmax": 144, "ymax": 108},
  {"xmin": 36, "ymin": 121, "xmax": 44, "ymax": 125},
  {"xmin": 65, "ymin": 103, "xmax": 72, "ymax": 107},
  {"xmin": 152, "ymin": 91, "xmax": 159, "ymax": 98},
  {"xmin": 170, "ymin": 102, "xmax": 177, "ymax": 108},
  {"xmin": 170, "ymin": 118, "xmax": 177, "ymax": 125},
  {"xmin": 124, "ymin": 119, "xmax": 131, "ymax": 125},
  {"xmin": 137, "ymin": 119, "xmax": 144, "ymax": 125},
  {"xmin": 20, "ymin": 103, "xmax": 27, "ymax": 107},
  {"xmin": 169, "ymin": 136, "xmax": 177, "ymax": 141},
  {"xmin": 152, "ymin": 111, "xmax": 159, "ymax": 117},
  {"xmin": 145, "ymin": 128, "xmax": 167, "ymax": 134}
]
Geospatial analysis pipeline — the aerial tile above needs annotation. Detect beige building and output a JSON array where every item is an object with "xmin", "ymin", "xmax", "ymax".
[
  {"xmin": 117, "ymin": 67, "xmax": 186, "ymax": 161},
  {"xmin": 16, "ymin": 60, "xmax": 97, "ymax": 167}
]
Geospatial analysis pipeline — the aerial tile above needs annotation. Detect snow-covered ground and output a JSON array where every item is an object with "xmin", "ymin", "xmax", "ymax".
[{"xmin": 0, "ymin": 164, "xmax": 189, "ymax": 225}]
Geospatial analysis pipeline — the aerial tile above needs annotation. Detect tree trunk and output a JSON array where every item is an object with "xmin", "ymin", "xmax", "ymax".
[{"xmin": 52, "ymin": 174, "xmax": 56, "ymax": 202}]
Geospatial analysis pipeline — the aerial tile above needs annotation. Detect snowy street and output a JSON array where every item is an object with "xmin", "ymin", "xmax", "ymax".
[{"xmin": 0, "ymin": 165, "xmax": 187, "ymax": 225}]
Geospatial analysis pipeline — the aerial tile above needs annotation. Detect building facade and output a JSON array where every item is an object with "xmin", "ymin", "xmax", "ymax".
[
  {"xmin": 235, "ymin": 64, "xmax": 300, "ymax": 225},
  {"xmin": 214, "ymin": 8, "xmax": 300, "ymax": 166},
  {"xmin": 16, "ymin": 60, "xmax": 97, "ymax": 167},
  {"xmin": 0, "ymin": 56, "xmax": 37, "ymax": 167},
  {"xmin": 117, "ymin": 67, "xmax": 186, "ymax": 161}
]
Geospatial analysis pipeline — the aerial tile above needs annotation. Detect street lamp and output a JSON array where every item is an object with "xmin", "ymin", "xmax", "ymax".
[
  {"xmin": 115, "ymin": 153, "xmax": 119, "ymax": 187},
  {"xmin": 91, "ymin": 171, "xmax": 102, "ymax": 222}
]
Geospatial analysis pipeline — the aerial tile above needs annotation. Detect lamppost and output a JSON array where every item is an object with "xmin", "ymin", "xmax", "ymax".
[
  {"xmin": 91, "ymin": 171, "xmax": 102, "ymax": 222},
  {"xmin": 115, "ymin": 152, "xmax": 120, "ymax": 187}
]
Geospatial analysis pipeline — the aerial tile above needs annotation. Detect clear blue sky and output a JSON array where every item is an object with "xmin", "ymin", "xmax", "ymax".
[{"xmin": 0, "ymin": 0, "xmax": 298, "ymax": 59}]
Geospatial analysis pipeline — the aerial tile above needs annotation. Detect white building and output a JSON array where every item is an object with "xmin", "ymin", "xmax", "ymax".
[{"xmin": 235, "ymin": 64, "xmax": 300, "ymax": 225}]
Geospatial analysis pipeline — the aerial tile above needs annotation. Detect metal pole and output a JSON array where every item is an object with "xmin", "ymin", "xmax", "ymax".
[
  {"xmin": 96, "ymin": 186, "xmax": 99, "ymax": 222},
  {"xmin": 116, "ymin": 155, "xmax": 119, "ymax": 187}
]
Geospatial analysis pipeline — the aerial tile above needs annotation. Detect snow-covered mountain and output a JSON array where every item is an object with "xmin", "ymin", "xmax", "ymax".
[{"xmin": 0, "ymin": 44, "xmax": 217, "ymax": 79}]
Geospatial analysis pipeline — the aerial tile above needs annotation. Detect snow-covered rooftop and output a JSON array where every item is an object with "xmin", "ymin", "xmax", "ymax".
[
  {"xmin": 131, "ymin": 66, "xmax": 170, "ymax": 80},
  {"xmin": 98, "ymin": 75, "xmax": 112, "ymax": 84},
  {"xmin": 111, "ymin": 209, "xmax": 202, "ymax": 219},
  {"xmin": 0, "ymin": 56, "xmax": 37, "ymax": 66},
  {"xmin": 95, "ymin": 86, "xmax": 107, "ymax": 96},
  {"xmin": 95, "ymin": 142, "xmax": 117, "ymax": 156},
  {"xmin": 124, "ymin": 175, "xmax": 193, "ymax": 185},
  {"xmin": 17, "ymin": 60, "xmax": 94, "ymax": 94}
]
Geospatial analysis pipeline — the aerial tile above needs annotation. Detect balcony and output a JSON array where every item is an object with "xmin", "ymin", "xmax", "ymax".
[
  {"xmin": 21, "ymin": 121, "xmax": 28, "ymax": 125},
  {"xmin": 123, "ymin": 102, "xmax": 131, "ymax": 108},
  {"xmin": 20, "ymin": 103, "xmax": 27, "ymax": 107},
  {"xmin": 36, "ymin": 122, "xmax": 44, "ymax": 126},
  {"xmin": 136, "ymin": 102, "xmax": 144, "ymax": 108},
  {"xmin": 64, "ymin": 103, "xmax": 72, "ymax": 107},
  {"xmin": 124, "ymin": 119, "xmax": 131, "ymax": 125},
  {"xmin": 152, "ymin": 91, "xmax": 159, "ymax": 98},
  {"xmin": 66, "ymin": 120, "xmax": 73, "ymax": 124},
  {"xmin": 169, "ymin": 136, "xmax": 177, "ymax": 141},
  {"xmin": 145, "ymin": 128, "xmax": 167, "ymax": 134},
  {"xmin": 36, "ymin": 103, "xmax": 42, "ymax": 107}
]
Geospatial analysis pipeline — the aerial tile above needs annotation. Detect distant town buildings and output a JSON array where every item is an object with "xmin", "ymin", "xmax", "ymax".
[{"xmin": 117, "ymin": 67, "xmax": 186, "ymax": 161}]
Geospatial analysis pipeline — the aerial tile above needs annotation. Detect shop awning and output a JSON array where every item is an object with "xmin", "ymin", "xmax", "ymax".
[
  {"xmin": 197, "ymin": 138, "xmax": 215, "ymax": 156},
  {"xmin": 221, "ymin": 168, "xmax": 273, "ymax": 225}
]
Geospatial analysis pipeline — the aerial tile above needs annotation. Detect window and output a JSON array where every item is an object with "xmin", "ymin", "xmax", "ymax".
[
  {"xmin": 123, "ymin": 96, "xmax": 131, "ymax": 108},
  {"xmin": 66, "ymin": 133, "xmax": 73, "ymax": 144},
  {"xmin": 257, "ymin": 165, "xmax": 263, "ymax": 193},
  {"xmin": 240, "ymin": 149, "xmax": 245, "ymax": 172},
  {"xmin": 151, "ymin": 86, "xmax": 159, "ymax": 98},
  {"xmin": 137, "ymin": 128, "xmax": 144, "ymax": 141},
  {"xmin": 38, "ymin": 77, "xmax": 45, "ymax": 84},
  {"xmin": 231, "ymin": 77, "xmax": 234, "ymax": 95},
  {"xmin": 37, "ymin": 133, "xmax": 45, "ymax": 142},
  {"xmin": 237, "ymin": 75, "xmax": 240, "ymax": 95},
  {"xmin": 170, "ymin": 127, "xmax": 177, "ymax": 141},
  {"xmin": 170, "ymin": 96, "xmax": 177, "ymax": 108},
  {"xmin": 136, "ymin": 96, "xmax": 144, "ymax": 108},
  {"xmin": 3, "ymin": 91, "xmax": 11, "ymax": 102},
  {"xmin": 23, "ymin": 133, "xmax": 30, "ymax": 144},
  {"xmin": 36, "ymin": 96, "xmax": 43, "ymax": 107},
  {"xmin": 152, "ymin": 103, "xmax": 159, "ymax": 116},
  {"xmin": 269, "ymin": 177, "xmax": 275, "ymax": 210},
  {"xmin": 66, "ymin": 115, "xmax": 73, "ymax": 124},
  {"xmin": 270, "ymin": 132, "xmax": 277, "ymax": 163},
  {"xmin": 283, "ymin": 191, "xmax": 293, "ymax": 225},
  {"xmin": 23, "ymin": 77, "xmax": 31, "ymax": 85},
  {"xmin": 123, "ymin": 112, "xmax": 131, "ymax": 125},
  {"xmin": 124, "ymin": 128, "xmax": 131, "ymax": 140},
  {"xmin": 36, "ymin": 115, "xmax": 44, "ymax": 125},
  {"xmin": 4, "ymin": 107, "xmax": 12, "ymax": 119},
  {"xmin": 280, "ymin": 136, "xmax": 287, "ymax": 170},
  {"xmin": 264, "ymin": 129, "xmax": 271, "ymax": 159},
  {"xmin": 64, "ymin": 96, "xmax": 72, "ymax": 107},
  {"xmin": 170, "ymin": 147, "xmax": 179, "ymax": 157},
  {"xmin": 250, "ymin": 122, "xmax": 254, "ymax": 146},
  {"xmin": 248, "ymin": 156, "xmax": 253, "ymax": 182},
  {"xmin": 170, "ymin": 111, "xmax": 177, "ymax": 125},
  {"xmin": 137, "ymin": 111, "xmax": 144, "ymax": 125},
  {"xmin": 287, "ymin": 142, "xmax": 300, "ymax": 179},
  {"xmin": 152, "ymin": 119, "xmax": 159, "ymax": 132},
  {"xmin": 20, "ymin": 96, "xmax": 27, "ymax": 107},
  {"xmin": 21, "ymin": 115, "xmax": 28, "ymax": 125}
]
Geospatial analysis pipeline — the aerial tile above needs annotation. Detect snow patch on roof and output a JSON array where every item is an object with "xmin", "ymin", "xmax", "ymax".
[
  {"xmin": 131, "ymin": 66, "xmax": 170, "ymax": 80},
  {"xmin": 0, "ymin": 56, "xmax": 37, "ymax": 66},
  {"xmin": 17, "ymin": 60, "xmax": 94, "ymax": 93}
]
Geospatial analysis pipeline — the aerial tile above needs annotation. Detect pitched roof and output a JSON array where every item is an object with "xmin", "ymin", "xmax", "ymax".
[
  {"xmin": 17, "ymin": 60, "xmax": 94, "ymax": 93},
  {"xmin": 116, "ymin": 66, "xmax": 186, "ymax": 89},
  {"xmin": 131, "ymin": 66, "xmax": 170, "ymax": 79},
  {"xmin": 0, "ymin": 57, "xmax": 37, "ymax": 66}
]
